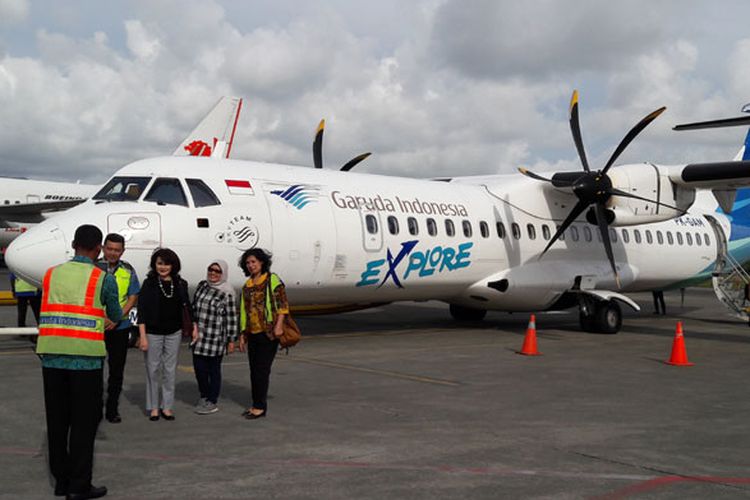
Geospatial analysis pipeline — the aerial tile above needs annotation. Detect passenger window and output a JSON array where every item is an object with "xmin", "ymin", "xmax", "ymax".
[
  {"xmin": 445, "ymin": 219, "xmax": 455, "ymax": 237},
  {"xmin": 94, "ymin": 176, "xmax": 151, "ymax": 202},
  {"xmin": 542, "ymin": 224, "xmax": 551, "ymax": 240},
  {"xmin": 527, "ymin": 224, "xmax": 536, "ymax": 240},
  {"xmin": 511, "ymin": 223, "xmax": 521, "ymax": 240},
  {"xmin": 144, "ymin": 178, "xmax": 188, "ymax": 207},
  {"xmin": 387, "ymin": 216, "xmax": 399, "ymax": 235},
  {"xmin": 479, "ymin": 221, "xmax": 489, "ymax": 238},
  {"xmin": 622, "ymin": 229, "xmax": 630, "ymax": 244},
  {"xmin": 186, "ymin": 178, "xmax": 221, "ymax": 207},
  {"xmin": 571, "ymin": 226, "xmax": 579, "ymax": 241},
  {"xmin": 667, "ymin": 232, "xmax": 674, "ymax": 245},
  {"xmin": 496, "ymin": 221, "xmax": 506, "ymax": 239},
  {"xmin": 462, "ymin": 220, "xmax": 473, "ymax": 238},
  {"xmin": 695, "ymin": 232, "xmax": 701, "ymax": 246},
  {"xmin": 583, "ymin": 226, "xmax": 592, "ymax": 242},
  {"xmin": 704, "ymin": 233, "xmax": 711, "ymax": 246},
  {"xmin": 656, "ymin": 231, "xmax": 663, "ymax": 245},
  {"xmin": 676, "ymin": 232, "xmax": 683, "ymax": 245},
  {"xmin": 686, "ymin": 232, "xmax": 693, "ymax": 246},
  {"xmin": 645, "ymin": 230, "xmax": 653, "ymax": 244},
  {"xmin": 366, "ymin": 214, "xmax": 378, "ymax": 234},
  {"xmin": 407, "ymin": 217, "xmax": 419, "ymax": 236},
  {"xmin": 427, "ymin": 218, "xmax": 437, "ymax": 236},
  {"xmin": 609, "ymin": 228, "xmax": 618, "ymax": 243},
  {"xmin": 634, "ymin": 229, "xmax": 642, "ymax": 244},
  {"xmin": 557, "ymin": 225, "xmax": 565, "ymax": 241}
]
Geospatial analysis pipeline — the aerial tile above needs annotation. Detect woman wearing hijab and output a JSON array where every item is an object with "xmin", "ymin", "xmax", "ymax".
[{"xmin": 190, "ymin": 259, "xmax": 238, "ymax": 414}]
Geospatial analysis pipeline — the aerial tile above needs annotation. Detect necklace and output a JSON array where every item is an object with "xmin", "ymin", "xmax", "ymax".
[{"xmin": 158, "ymin": 278, "xmax": 174, "ymax": 298}]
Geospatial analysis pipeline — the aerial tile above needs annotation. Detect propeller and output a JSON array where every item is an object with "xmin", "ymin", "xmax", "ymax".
[
  {"xmin": 312, "ymin": 119, "xmax": 372, "ymax": 171},
  {"xmin": 519, "ymin": 90, "xmax": 670, "ymax": 287}
]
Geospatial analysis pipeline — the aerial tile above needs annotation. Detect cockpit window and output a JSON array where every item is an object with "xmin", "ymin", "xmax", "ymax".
[
  {"xmin": 93, "ymin": 176, "xmax": 151, "ymax": 202},
  {"xmin": 144, "ymin": 178, "xmax": 188, "ymax": 207},
  {"xmin": 186, "ymin": 178, "xmax": 221, "ymax": 207}
]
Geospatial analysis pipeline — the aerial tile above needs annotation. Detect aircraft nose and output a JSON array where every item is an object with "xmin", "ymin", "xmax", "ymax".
[{"xmin": 5, "ymin": 222, "xmax": 69, "ymax": 286}]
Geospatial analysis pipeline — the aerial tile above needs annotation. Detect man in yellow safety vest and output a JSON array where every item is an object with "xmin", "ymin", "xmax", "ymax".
[
  {"xmin": 96, "ymin": 233, "xmax": 140, "ymax": 424},
  {"xmin": 36, "ymin": 224, "xmax": 122, "ymax": 500},
  {"xmin": 9, "ymin": 272, "xmax": 42, "ymax": 342}
]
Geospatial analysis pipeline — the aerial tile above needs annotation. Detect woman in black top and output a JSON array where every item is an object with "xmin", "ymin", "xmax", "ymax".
[{"xmin": 138, "ymin": 248, "xmax": 194, "ymax": 421}]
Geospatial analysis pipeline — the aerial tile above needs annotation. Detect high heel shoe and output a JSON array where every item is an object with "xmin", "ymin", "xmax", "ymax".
[
  {"xmin": 148, "ymin": 412, "xmax": 159, "ymax": 421},
  {"xmin": 160, "ymin": 410, "xmax": 175, "ymax": 421},
  {"xmin": 244, "ymin": 409, "xmax": 266, "ymax": 420}
]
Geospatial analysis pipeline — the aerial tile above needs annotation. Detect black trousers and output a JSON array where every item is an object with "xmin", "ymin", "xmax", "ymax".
[
  {"xmin": 16, "ymin": 295, "xmax": 41, "ymax": 327},
  {"xmin": 193, "ymin": 354, "xmax": 223, "ymax": 404},
  {"xmin": 104, "ymin": 328, "xmax": 129, "ymax": 416},
  {"xmin": 42, "ymin": 367, "xmax": 103, "ymax": 495},
  {"xmin": 247, "ymin": 333, "xmax": 278, "ymax": 411}
]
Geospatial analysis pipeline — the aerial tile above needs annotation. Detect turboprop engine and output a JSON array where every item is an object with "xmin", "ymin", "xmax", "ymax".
[{"xmin": 605, "ymin": 163, "xmax": 694, "ymax": 226}]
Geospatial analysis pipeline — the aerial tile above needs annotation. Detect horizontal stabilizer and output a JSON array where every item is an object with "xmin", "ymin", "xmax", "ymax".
[{"xmin": 673, "ymin": 115, "xmax": 750, "ymax": 130}]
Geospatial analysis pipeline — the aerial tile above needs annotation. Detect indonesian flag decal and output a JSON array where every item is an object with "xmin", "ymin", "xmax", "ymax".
[{"xmin": 225, "ymin": 179, "xmax": 254, "ymax": 195}]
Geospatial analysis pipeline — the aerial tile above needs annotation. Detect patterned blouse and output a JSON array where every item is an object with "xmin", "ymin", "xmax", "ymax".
[
  {"xmin": 242, "ymin": 273, "xmax": 289, "ymax": 335},
  {"xmin": 191, "ymin": 280, "xmax": 239, "ymax": 357}
]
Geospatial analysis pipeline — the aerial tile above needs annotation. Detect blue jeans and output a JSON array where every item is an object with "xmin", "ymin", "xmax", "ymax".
[{"xmin": 193, "ymin": 354, "xmax": 223, "ymax": 404}]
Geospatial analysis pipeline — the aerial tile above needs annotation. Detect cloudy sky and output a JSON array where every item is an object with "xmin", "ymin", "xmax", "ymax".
[{"xmin": 1, "ymin": 0, "xmax": 749, "ymax": 184}]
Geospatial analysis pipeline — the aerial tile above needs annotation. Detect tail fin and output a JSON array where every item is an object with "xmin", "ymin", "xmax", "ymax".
[{"xmin": 173, "ymin": 96, "xmax": 243, "ymax": 159}]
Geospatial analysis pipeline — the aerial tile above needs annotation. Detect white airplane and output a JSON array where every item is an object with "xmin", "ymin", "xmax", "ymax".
[
  {"xmin": 6, "ymin": 92, "xmax": 750, "ymax": 334},
  {"xmin": 0, "ymin": 96, "xmax": 244, "ymax": 250}
]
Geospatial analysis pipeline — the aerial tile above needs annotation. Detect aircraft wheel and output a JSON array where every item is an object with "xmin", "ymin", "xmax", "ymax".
[
  {"xmin": 593, "ymin": 300, "xmax": 621, "ymax": 334},
  {"xmin": 579, "ymin": 311, "xmax": 595, "ymax": 332},
  {"xmin": 449, "ymin": 304, "xmax": 487, "ymax": 321}
]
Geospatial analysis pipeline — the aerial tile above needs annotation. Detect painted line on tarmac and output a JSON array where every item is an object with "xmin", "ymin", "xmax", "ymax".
[{"xmin": 594, "ymin": 475, "xmax": 750, "ymax": 499}]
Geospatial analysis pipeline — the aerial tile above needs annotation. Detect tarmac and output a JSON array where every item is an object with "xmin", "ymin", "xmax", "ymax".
[{"xmin": 1, "ymin": 266, "xmax": 750, "ymax": 499}]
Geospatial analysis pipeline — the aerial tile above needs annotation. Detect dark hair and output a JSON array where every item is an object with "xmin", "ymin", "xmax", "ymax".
[
  {"xmin": 104, "ymin": 233, "xmax": 125, "ymax": 246},
  {"xmin": 239, "ymin": 248, "xmax": 272, "ymax": 276},
  {"xmin": 148, "ymin": 248, "xmax": 181, "ymax": 279},
  {"xmin": 73, "ymin": 224, "xmax": 103, "ymax": 251}
]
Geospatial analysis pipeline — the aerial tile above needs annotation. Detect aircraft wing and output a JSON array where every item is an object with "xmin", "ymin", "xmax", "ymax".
[
  {"xmin": 667, "ymin": 161, "xmax": 750, "ymax": 189},
  {"xmin": 0, "ymin": 199, "xmax": 86, "ymax": 223},
  {"xmin": 172, "ymin": 96, "xmax": 243, "ymax": 159}
]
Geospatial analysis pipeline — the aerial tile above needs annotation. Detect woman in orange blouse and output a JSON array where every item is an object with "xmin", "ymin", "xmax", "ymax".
[{"xmin": 238, "ymin": 248, "xmax": 289, "ymax": 419}]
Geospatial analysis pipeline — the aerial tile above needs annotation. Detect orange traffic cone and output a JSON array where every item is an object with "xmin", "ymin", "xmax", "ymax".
[
  {"xmin": 518, "ymin": 314, "xmax": 541, "ymax": 356},
  {"xmin": 666, "ymin": 321, "xmax": 693, "ymax": 366}
]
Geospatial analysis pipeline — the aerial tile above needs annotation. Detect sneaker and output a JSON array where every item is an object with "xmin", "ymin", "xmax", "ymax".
[
  {"xmin": 196, "ymin": 402, "xmax": 219, "ymax": 415},
  {"xmin": 193, "ymin": 398, "xmax": 208, "ymax": 414}
]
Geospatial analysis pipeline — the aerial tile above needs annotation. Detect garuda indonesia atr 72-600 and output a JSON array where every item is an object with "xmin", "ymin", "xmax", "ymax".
[{"xmin": 7, "ymin": 92, "xmax": 750, "ymax": 334}]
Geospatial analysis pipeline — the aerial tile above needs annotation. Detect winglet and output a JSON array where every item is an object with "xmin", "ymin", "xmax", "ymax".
[{"xmin": 173, "ymin": 96, "xmax": 244, "ymax": 159}]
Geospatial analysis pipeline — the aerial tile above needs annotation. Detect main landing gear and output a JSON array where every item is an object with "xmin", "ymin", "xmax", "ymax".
[
  {"xmin": 449, "ymin": 304, "xmax": 487, "ymax": 321},
  {"xmin": 578, "ymin": 298, "xmax": 622, "ymax": 334}
]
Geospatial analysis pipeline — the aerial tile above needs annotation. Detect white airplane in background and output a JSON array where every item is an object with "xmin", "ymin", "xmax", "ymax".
[
  {"xmin": 0, "ymin": 96, "xmax": 244, "ymax": 249},
  {"xmin": 7, "ymin": 91, "xmax": 750, "ymax": 334}
]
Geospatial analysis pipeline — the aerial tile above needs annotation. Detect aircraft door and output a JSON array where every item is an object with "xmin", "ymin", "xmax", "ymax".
[
  {"xmin": 359, "ymin": 205, "xmax": 383, "ymax": 252},
  {"xmin": 107, "ymin": 212, "xmax": 162, "ymax": 249},
  {"xmin": 265, "ymin": 183, "xmax": 337, "ymax": 287}
]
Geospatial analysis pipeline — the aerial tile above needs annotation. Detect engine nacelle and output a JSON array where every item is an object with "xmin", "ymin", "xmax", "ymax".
[{"xmin": 606, "ymin": 163, "xmax": 695, "ymax": 226}]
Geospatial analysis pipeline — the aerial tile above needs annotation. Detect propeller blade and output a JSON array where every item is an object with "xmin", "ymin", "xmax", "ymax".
[
  {"xmin": 341, "ymin": 152, "xmax": 372, "ymax": 172},
  {"xmin": 609, "ymin": 188, "xmax": 686, "ymax": 214},
  {"xmin": 540, "ymin": 200, "xmax": 589, "ymax": 258},
  {"xmin": 518, "ymin": 167, "xmax": 553, "ymax": 182},
  {"xmin": 569, "ymin": 90, "xmax": 590, "ymax": 173},
  {"xmin": 601, "ymin": 106, "xmax": 666, "ymax": 175},
  {"xmin": 313, "ymin": 119, "xmax": 325, "ymax": 169},
  {"xmin": 593, "ymin": 202, "xmax": 620, "ymax": 288}
]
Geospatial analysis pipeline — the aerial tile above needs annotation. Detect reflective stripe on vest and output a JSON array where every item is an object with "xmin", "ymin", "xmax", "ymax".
[{"xmin": 36, "ymin": 262, "xmax": 106, "ymax": 357}]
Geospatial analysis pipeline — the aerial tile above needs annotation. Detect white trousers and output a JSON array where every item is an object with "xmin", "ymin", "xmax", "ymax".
[{"xmin": 144, "ymin": 331, "xmax": 181, "ymax": 411}]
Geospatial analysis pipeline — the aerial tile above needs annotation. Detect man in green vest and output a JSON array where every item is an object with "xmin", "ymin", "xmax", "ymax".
[
  {"xmin": 9, "ymin": 271, "xmax": 42, "ymax": 342},
  {"xmin": 96, "ymin": 233, "xmax": 140, "ymax": 424},
  {"xmin": 37, "ymin": 224, "xmax": 121, "ymax": 500}
]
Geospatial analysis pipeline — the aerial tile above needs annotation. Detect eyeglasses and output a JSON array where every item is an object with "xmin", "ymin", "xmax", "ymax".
[{"xmin": 207, "ymin": 267, "xmax": 223, "ymax": 274}]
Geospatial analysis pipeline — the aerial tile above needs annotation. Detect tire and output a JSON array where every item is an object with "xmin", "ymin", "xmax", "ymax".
[
  {"xmin": 593, "ymin": 300, "xmax": 622, "ymax": 334},
  {"xmin": 449, "ymin": 304, "xmax": 487, "ymax": 321},
  {"xmin": 579, "ymin": 311, "xmax": 595, "ymax": 332}
]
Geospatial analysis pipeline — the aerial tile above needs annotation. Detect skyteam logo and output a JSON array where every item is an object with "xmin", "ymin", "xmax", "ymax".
[{"xmin": 270, "ymin": 184, "xmax": 319, "ymax": 209}]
